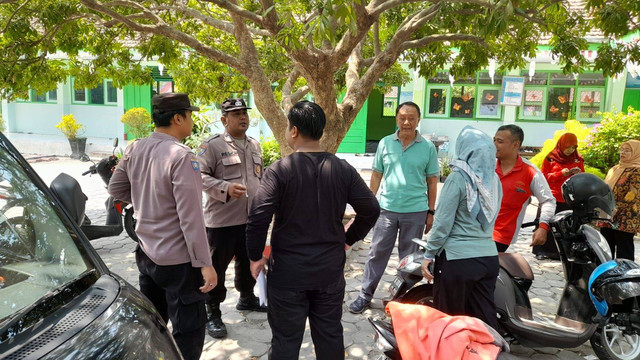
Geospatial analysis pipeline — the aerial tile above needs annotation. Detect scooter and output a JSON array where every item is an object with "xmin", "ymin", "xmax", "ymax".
[
  {"xmin": 50, "ymin": 138, "xmax": 139, "ymax": 242},
  {"xmin": 369, "ymin": 173, "xmax": 640, "ymax": 360}
]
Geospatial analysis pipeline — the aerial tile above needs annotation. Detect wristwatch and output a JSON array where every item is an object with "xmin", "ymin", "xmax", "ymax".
[{"xmin": 427, "ymin": 209, "xmax": 435, "ymax": 216}]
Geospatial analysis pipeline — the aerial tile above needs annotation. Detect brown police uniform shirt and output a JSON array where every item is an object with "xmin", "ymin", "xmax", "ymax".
[
  {"xmin": 197, "ymin": 131, "xmax": 263, "ymax": 228},
  {"xmin": 108, "ymin": 132, "xmax": 212, "ymax": 268}
]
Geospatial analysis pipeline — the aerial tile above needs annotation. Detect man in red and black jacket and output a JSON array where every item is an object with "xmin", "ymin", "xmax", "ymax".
[{"xmin": 492, "ymin": 125, "xmax": 556, "ymax": 252}]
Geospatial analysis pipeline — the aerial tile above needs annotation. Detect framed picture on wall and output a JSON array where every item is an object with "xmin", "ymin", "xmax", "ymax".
[{"xmin": 500, "ymin": 77, "xmax": 525, "ymax": 106}]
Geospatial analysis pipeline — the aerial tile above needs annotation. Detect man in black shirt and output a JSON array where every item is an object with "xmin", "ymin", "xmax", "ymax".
[{"xmin": 246, "ymin": 101, "xmax": 380, "ymax": 360}]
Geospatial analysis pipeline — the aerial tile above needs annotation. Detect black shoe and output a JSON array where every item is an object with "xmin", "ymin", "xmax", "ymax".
[
  {"xmin": 535, "ymin": 253, "xmax": 549, "ymax": 260},
  {"xmin": 236, "ymin": 295, "xmax": 267, "ymax": 312},
  {"xmin": 206, "ymin": 316, "xmax": 227, "ymax": 338},
  {"xmin": 348, "ymin": 296, "xmax": 370, "ymax": 314}
]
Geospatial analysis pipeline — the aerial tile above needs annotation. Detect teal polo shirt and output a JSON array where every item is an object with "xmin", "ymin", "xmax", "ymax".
[{"xmin": 373, "ymin": 131, "xmax": 440, "ymax": 213}]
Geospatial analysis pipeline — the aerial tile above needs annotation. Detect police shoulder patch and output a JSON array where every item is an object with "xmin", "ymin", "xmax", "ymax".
[
  {"xmin": 191, "ymin": 158, "xmax": 200, "ymax": 171},
  {"xmin": 198, "ymin": 145, "xmax": 207, "ymax": 156}
]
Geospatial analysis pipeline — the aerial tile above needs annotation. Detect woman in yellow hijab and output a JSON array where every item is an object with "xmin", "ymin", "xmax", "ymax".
[{"xmin": 600, "ymin": 140, "xmax": 640, "ymax": 260}]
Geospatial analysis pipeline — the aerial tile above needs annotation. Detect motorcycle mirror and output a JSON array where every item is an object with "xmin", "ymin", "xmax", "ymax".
[{"xmin": 112, "ymin": 138, "xmax": 119, "ymax": 148}]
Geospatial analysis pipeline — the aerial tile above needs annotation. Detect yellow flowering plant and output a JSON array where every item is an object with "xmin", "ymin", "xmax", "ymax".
[
  {"xmin": 121, "ymin": 107, "xmax": 153, "ymax": 139},
  {"xmin": 56, "ymin": 114, "xmax": 85, "ymax": 139}
]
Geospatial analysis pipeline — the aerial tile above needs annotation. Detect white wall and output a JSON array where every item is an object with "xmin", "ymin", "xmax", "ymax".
[{"xmin": 68, "ymin": 104, "xmax": 124, "ymax": 138}]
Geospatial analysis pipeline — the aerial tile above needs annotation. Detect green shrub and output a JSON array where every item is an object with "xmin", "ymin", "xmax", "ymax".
[
  {"xmin": 184, "ymin": 106, "xmax": 218, "ymax": 152},
  {"xmin": 261, "ymin": 136, "xmax": 281, "ymax": 167},
  {"xmin": 440, "ymin": 156, "xmax": 452, "ymax": 177},
  {"xmin": 0, "ymin": 113, "xmax": 5, "ymax": 132},
  {"xmin": 121, "ymin": 108, "xmax": 153, "ymax": 139},
  {"xmin": 581, "ymin": 107, "xmax": 640, "ymax": 173}
]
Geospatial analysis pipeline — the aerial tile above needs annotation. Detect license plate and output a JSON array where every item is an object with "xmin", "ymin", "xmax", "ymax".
[{"xmin": 389, "ymin": 275, "xmax": 404, "ymax": 296}]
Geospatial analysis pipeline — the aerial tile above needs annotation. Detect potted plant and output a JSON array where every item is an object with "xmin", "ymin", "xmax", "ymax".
[
  {"xmin": 440, "ymin": 156, "xmax": 451, "ymax": 183},
  {"xmin": 56, "ymin": 114, "xmax": 86, "ymax": 159},
  {"xmin": 121, "ymin": 107, "xmax": 153, "ymax": 140}
]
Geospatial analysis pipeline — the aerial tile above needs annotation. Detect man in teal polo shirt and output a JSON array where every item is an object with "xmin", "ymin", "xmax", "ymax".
[{"xmin": 349, "ymin": 101, "xmax": 439, "ymax": 313}]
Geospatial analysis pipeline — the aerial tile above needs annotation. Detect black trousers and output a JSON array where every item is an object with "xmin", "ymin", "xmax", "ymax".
[
  {"xmin": 267, "ymin": 278, "xmax": 346, "ymax": 360},
  {"xmin": 601, "ymin": 227, "xmax": 636, "ymax": 261},
  {"xmin": 136, "ymin": 247, "xmax": 208, "ymax": 360},
  {"xmin": 495, "ymin": 242, "xmax": 509, "ymax": 253},
  {"xmin": 206, "ymin": 225, "xmax": 256, "ymax": 312},
  {"xmin": 532, "ymin": 202, "xmax": 571, "ymax": 258},
  {"xmin": 433, "ymin": 251, "xmax": 499, "ymax": 330}
]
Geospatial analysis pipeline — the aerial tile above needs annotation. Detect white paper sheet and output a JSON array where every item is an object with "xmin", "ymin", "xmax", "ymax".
[{"xmin": 257, "ymin": 271, "xmax": 267, "ymax": 306}]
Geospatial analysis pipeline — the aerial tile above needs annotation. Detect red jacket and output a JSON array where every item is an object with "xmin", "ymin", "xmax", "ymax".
[
  {"xmin": 540, "ymin": 157, "xmax": 584, "ymax": 203},
  {"xmin": 386, "ymin": 302, "xmax": 505, "ymax": 360}
]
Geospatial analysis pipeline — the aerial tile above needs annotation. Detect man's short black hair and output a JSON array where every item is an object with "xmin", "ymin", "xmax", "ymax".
[
  {"xmin": 287, "ymin": 101, "xmax": 326, "ymax": 140},
  {"xmin": 153, "ymin": 109, "xmax": 187, "ymax": 127},
  {"xmin": 396, "ymin": 101, "xmax": 421, "ymax": 118},
  {"xmin": 497, "ymin": 124, "xmax": 524, "ymax": 145}
]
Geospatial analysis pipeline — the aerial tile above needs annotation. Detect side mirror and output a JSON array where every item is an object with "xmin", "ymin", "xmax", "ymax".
[
  {"xmin": 50, "ymin": 173, "xmax": 88, "ymax": 226},
  {"xmin": 113, "ymin": 138, "xmax": 119, "ymax": 148}
]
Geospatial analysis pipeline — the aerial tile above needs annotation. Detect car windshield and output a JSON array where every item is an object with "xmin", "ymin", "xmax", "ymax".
[{"xmin": 0, "ymin": 145, "xmax": 93, "ymax": 323}]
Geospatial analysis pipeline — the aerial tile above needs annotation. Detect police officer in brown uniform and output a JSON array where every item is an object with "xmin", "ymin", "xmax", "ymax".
[
  {"xmin": 197, "ymin": 98, "xmax": 267, "ymax": 338},
  {"xmin": 108, "ymin": 93, "xmax": 217, "ymax": 360}
]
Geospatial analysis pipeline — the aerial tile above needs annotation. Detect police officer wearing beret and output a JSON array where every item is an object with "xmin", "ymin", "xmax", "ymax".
[
  {"xmin": 197, "ymin": 98, "xmax": 266, "ymax": 339},
  {"xmin": 108, "ymin": 93, "xmax": 217, "ymax": 360}
]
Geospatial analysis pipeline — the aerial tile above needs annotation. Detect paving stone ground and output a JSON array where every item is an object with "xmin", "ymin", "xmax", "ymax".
[{"xmin": 28, "ymin": 156, "xmax": 637, "ymax": 360}]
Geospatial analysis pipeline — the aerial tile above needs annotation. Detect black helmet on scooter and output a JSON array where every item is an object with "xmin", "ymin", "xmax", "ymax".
[
  {"xmin": 561, "ymin": 173, "xmax": 614, "ymax": 219},
  {"xmin": 589, "ymin": 259, "xmax": 640, "ymax": 316}
]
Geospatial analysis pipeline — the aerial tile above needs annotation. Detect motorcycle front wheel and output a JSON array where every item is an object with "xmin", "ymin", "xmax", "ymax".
[
  {"xmin": 398, "ymin": 284, "xmax": 434, "ymax": 306},
  {"xmin": 590, "ymin": 319, "xmax": 640, "ymax": 360},
  {"xmin": 124, "ymin": 208, "xmax": 139, "ymax": 242}
]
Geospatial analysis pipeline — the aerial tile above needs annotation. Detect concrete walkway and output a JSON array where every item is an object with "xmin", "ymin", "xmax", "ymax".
[{"xmin": 27, "ymin": 155, "xmax": 611, "ymax": 359}]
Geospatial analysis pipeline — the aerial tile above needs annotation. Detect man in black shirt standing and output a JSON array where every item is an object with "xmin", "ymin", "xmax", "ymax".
[{"xmin": 246, "ymin": 101, "xmax": 380, "ymax": 360}]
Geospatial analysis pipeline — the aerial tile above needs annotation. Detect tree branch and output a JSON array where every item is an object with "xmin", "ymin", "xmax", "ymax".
[
  {"xmin": 153, "ymin": 5, "xmax": 271, "ymax": 36},
  {"xmin": 373, "ymin": 20, "xmax": 381, "ymax": 55},
  {"xmin": 368, "ymin": 0, "xmax": 425, "ymax": 18},
  {"xmin": 340, "ymin": 5, "xmax": 440, "ymax": 121},
  {"xmin": 200, "ymin": 0, "xmax": 265, "ymax": 27},
  {"xmin": 403, "ymin": 33, "xmax": 489, "ymax": 50},
  {"xmin": 1, "ymin": 0, "xmax": 30, "ymax": 35},
  {"xmin": 331, "ymin": 1, "xmax": 374, "ymax": 71},
  {"xmin": 345, "ymin": 40, "xmax": 364, "ymax": 90},
  {"xmin": 258, "ymin": 0, "xmax": 280, "ymax": 34},
  {"xmin": 79, "ymin": 0, "xmax": 243, "ymax": 70},
  {"xmin": 103, "ymin": 0, "xmax": 163, "ymax": 22},
  {"xmin": 290, "ymin": 86, "xmax": 310, "ymax": 104},
  {"xmin": 280, "ymin": 67, "xmax": 309, "ymax": 110},
  {"xmin": 282, "ymin": 68, "xmax": 300, "ymax": 98}
]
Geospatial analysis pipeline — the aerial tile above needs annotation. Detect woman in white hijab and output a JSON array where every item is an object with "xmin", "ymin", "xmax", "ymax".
[{"xmin": 422, "ymin": 126, "xmax": 503, "ymax": 330}]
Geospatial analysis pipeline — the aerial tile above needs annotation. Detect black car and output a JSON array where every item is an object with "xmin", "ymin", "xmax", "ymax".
[{"xmin": 0, "ymin": 134, "xmax": 182, "ymax": 359}]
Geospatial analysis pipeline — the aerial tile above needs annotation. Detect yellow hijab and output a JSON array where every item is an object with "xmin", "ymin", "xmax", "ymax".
[{"xmin": 605, "ymin": 140, "xmax": 640, "ymax": 188}]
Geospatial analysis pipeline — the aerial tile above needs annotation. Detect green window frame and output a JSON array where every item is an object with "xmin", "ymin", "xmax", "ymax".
[
  {"xmin": 576, "ymin": 87, "xmax": 604, "ymax": 120},
  {"xmin": 425, "ymin": 85, "xmax": 449, "ymax": 117},
  {"xmin": 476, "ymin": 86, "xmax": 501, "ymax": 119},
  {"xmin": 424, "ymin": 71, "xmax": 502, "ymax": 120},
  {"xmin": 72, "ymin": 78, "xmax": 118, "ymax": 105},
  {"xmin": 518, "ymin": 71, "xmax": 606, "ymax": 122},
  {"xmin": 520, "ymin": 86, "xmax": 547, "ymax": 120},
  {"xmin": 22, "ymin": 89, "xmax": 57, "ymax": 103}
]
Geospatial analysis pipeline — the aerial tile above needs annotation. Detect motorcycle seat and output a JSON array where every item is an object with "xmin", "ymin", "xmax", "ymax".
[{"xmin": 498, "ymin": 252, "xmax": 534, "ymax": 281}]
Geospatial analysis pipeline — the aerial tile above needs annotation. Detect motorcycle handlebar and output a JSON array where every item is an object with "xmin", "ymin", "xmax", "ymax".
[{"xmin": 82, "ymin": 169, "xmax": 93, "ymax": 176}]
